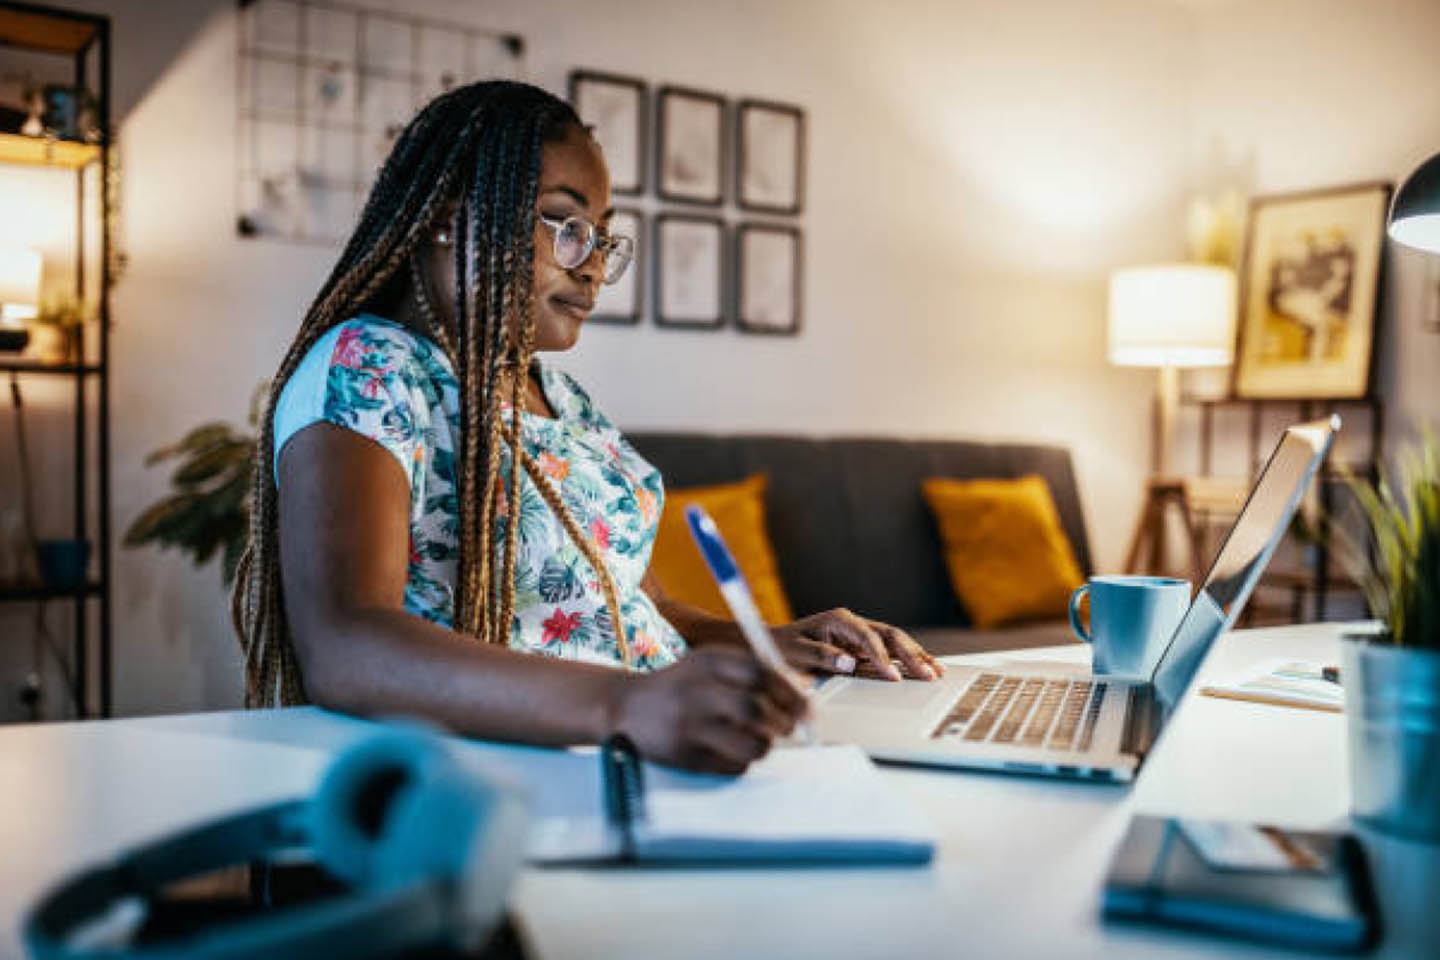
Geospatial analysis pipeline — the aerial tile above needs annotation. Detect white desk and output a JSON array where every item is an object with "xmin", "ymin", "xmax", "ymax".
[{"xmin": 2, "ymin": 622, "xmax": 1436, "ymax": 959}]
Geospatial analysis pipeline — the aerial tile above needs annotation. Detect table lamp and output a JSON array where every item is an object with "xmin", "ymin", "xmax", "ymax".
[
  {"xmin": 0, "ymin": 247, "xmax": 41, "ymax": 352},
  {"xmin": 1389, "ymin": 151, "xmax": 1440, "ymax": 255},
  {"xmin": 1108, "ymin": 264, "xmax": 1236, "ymax": 578}
]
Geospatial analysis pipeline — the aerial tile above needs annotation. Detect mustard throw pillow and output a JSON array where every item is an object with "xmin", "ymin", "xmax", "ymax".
[
  {"xmin": 922, "ymin": 474, "xmax": 1084, "ymax": 630},
  {"xmin": 650, "ymin": 473, "xmax": 795, "ymax": 626}
]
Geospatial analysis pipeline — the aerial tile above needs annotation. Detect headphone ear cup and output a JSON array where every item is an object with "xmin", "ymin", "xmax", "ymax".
[
  {"xmin": 371, "ymin": 756, "xmax": 491, "ymax": 889},
  {"xmin": 309, "ymin": 731, "xmax": 449, "ymax": 888}
]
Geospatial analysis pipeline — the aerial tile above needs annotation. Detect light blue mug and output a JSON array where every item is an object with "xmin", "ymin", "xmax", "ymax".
[{"xmin": 1068, "ymin": 575, "xmax": 1191, "ymax": 678}]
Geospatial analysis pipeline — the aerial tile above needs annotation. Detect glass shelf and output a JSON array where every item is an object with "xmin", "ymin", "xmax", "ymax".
[{"xmin": 0, "ymin": 581, "xmax": 102, "ymax": 603}]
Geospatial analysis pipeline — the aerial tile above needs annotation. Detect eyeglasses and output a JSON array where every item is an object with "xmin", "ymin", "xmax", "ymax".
[
  {"xmin": 538, "ymin": 214, "xmax": 635, "ymax": 285},
  {"xmin": 430, "ymin": 213, "xmax": 636, "ymax": 285}
]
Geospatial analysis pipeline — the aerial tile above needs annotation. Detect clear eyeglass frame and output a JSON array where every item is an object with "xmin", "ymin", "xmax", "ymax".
[
  {"xmin": 537, "ymin": 214, "xmax": 635, "ymax": 285},
  {"xmin": 429, "ymin": 214, "xmax": 636, "ymax": 285}
]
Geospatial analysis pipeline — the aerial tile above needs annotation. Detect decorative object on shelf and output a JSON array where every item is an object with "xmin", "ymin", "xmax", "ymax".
[
  {"xmin": 569, "ymin": 70, "xmax": 645, "ymax": 196},
  {"xmin": 654, "ymin": 214, "xmax": 724, "ymax": 329},
  {"xmin": 737, "ymin": 99, "xmax": 804, "ymax": 215},
  {"xmin": 36, "ymin": 538, "xmax": 89, "ymax": 589},
  {"xmin": 1334, "ymin": 428, "xmax": 1440, "ymax": 842},
  {"xmin": 591, "ymin": 208, "xmax": 643, "ymax": 325},
  {"xmin": 656, "ymin": 86, "xmax": 724, "ymax": 206},
  {"xmin": 236, "ymin": 0, "xmax": 524, "ymax": 244},
  {"xmin": 1109, "ymin": 264, "xmax": 1236, "ymax": 580},
  {"xmin": 123, "ymin": 383, "xmax": 265, "ymax": 585},
  {"xmin": 0, "ymin": 245, "xmax": 39, "ymax": 352},
  {"xmin": 27, "ymin": 293, "xmax": 85, "ymax": 363},
  {"xmin": 1234, "ymin": 182, "xmax": 1390, "ymax": 399},
  {"xmin": 1186, "ymin": 187, "xmax": 1244, "ymax": 268},
  {"xmin": 735, "ymin": 222, "xmax": 801, "ymax": 336},
  {"xmin": 40, "ymin": 83, "xmax": 98, "ymax": 142},
  {"xmin": 19, "ymin": 80, "xmax": 41, "ymax": 137}
]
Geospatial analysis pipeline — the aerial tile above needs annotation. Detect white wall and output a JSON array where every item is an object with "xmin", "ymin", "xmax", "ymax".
[
  {"xmin": 1182, "ymin": 0, "xmax": 1440, "ymax": 463},
  {"xmin": 4, "ymin": 0, "xmax": 1204, "ymax": 718}
]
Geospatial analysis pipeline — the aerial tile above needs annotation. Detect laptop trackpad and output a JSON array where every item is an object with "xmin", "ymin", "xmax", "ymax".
[{"xmin": 826, "ymin": 677, "xmax": 958, "ymax": 713}]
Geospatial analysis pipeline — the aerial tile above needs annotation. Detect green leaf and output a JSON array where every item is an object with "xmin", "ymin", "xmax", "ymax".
[
  {"xmin": 143, "ymin": 423, "xmax": 234, "ymax": 467},
  {"xmin": 170, "ymin": 440, "xmax": 252, "ymax": 487},
  {"xmin": 123, "ymin": 494, "xmax": 201, "ymax": 547}
]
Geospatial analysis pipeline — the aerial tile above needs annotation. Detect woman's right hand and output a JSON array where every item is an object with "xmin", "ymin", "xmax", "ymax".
[{"xmin": 613, "ymin": 647, "xmax": 809, "ymax": 774}]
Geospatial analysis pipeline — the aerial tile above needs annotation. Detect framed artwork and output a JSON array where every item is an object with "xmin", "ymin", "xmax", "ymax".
[
  {"xmin": 569, "ymin": 70, "xmax": 645, "ymax": 196},
  {"xmin": 1233, "ymin": 182, "xmax": 1392, "ymax": 399},
  {"xmin": 736, "ymin": 223, "xmax": 802, "ymax": 335},
  {"xmin": 737, "ymin": 99, "xmax": 805, "ymax": 215},
  {"xmin": 591, "ymin": 208, "xmax": 644, "ymax": 325},
  {"xmin": 654, "ymin": 214, "xmax": 725, "ymax": 329},
  {"xmin": 656, "ymin": 86, "xmax": 725, "ymax": 206}
]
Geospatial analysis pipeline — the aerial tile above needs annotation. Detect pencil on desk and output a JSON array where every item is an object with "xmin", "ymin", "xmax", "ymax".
[{"xmin": 1198, "ymin": 686, "xmax": 1343, "ymax": 714}]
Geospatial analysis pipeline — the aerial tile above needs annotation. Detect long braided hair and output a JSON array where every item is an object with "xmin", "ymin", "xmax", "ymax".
[{"xmin": 233, "ymin": 81, "xmax": 629, "ymax": 708}]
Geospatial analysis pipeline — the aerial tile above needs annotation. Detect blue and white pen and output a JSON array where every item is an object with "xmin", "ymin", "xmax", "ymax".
[{"xmin": 684, "ymin": 505, "xmax": 815, "ymax": 738}]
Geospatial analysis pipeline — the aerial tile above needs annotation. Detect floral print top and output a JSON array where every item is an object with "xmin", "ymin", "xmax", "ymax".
[{"xmin": 272, "ymin": 314, "xmax": 687, "ymax": 671}]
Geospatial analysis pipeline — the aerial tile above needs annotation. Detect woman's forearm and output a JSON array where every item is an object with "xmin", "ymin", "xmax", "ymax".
[{"xmin": 294, "ymin": 606, "xmax": 634, "ymax": 747}]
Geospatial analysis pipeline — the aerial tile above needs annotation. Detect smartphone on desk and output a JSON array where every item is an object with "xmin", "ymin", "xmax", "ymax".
[{"xmin": 1102, "ymin": 815, "xmax": 1380, "ymax": 953}]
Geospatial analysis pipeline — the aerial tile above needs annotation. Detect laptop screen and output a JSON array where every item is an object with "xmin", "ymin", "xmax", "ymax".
[{"xmin": 1149, "ymin": 417, "xmax": 1339, "ymax": 713}]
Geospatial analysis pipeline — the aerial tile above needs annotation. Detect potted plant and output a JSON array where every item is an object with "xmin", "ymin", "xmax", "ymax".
[
  {"xmin": 123, "ymin": 384, "xmax": 264, "ymax": 585},
  {"xmin": 27, "ymin": 294, "xmax": 86, "ymax": 364},
  {"xmin": 1336, "ymin": 429, "xmax": 1440, "ymax": 843}
]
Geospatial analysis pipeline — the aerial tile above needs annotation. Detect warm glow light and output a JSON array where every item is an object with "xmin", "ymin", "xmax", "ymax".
[
  {"xmin": 0, "ymin": 247, "xmax": 41, "ymax": 325},
  {"xmin": 1108, "ymin": 264, "xmax": 1236, "ymax": 368}
]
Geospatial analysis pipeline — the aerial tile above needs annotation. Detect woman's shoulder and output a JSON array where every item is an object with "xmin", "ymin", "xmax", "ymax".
[{"xmin": 326, "ymin": 314, "xmax": 454, "ymax": 380}]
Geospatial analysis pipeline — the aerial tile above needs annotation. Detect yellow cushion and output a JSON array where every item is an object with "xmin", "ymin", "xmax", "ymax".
[
  {"xmin": 922, "ymin": 474, "xmax": 1084, "ymax": 629},
  {"xmin": 650, "ymin": 473, "xmax": 795, "ymax": 626}
]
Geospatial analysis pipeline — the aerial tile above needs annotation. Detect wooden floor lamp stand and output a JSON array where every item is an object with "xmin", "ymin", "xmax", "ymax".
[{"xmin": 1124, "ymin": 475, "xmax": 1205, "ymax": 584}]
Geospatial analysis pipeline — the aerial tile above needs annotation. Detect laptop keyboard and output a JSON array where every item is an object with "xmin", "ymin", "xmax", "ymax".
[{"xmin": 932, "ymin": 673, "xmax": 1109, "ymax": 752}]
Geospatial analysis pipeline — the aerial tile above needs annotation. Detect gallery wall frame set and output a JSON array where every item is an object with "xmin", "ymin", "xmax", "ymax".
[
  {"xmin": 1232, "ymin": 180, "xmax": 1392, "ymax": 400},
  {"xmin": 590, "ymin": 207, "xmax": 644, "ymax": 325},
  {"xmin": 567, "ymin": 68, "xmax": 806, "ymax": 336}
]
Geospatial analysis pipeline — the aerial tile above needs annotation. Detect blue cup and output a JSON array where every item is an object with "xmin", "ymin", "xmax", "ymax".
[{"xmin": 1068, "ymin": 575, "xmax": 1190, "ymax": 678}]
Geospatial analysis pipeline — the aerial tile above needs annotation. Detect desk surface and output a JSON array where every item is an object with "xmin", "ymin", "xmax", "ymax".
[{"xmin": 2, "ymin": 622, "xmax": 1436, "ymax": 959}]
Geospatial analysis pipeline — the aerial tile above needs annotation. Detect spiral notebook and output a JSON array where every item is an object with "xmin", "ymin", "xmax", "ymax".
[{"xmin": 526, "ymin": 738, "xmax": 937, "ymax": 866}]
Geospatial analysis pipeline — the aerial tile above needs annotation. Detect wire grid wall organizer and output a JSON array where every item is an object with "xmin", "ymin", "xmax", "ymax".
[{"xmin": 236, "ymin": 0, "xmax": 525, "ymax": 244}]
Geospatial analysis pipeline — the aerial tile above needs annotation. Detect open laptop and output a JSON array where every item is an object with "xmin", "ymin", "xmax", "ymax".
[{"xmin": 813, "ymin": 417, "xmax": 1340, "ymax": 783}]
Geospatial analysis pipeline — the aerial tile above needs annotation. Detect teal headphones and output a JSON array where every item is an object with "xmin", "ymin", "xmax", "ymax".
[{"xmin": 24, "ymin": 729, "xmax": 530, "ymax": 960}]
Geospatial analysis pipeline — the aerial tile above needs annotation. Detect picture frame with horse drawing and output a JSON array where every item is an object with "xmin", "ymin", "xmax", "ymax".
[{"xmin": 1233, "ymin": 182, "xmax": 1391, "ymax": 399}]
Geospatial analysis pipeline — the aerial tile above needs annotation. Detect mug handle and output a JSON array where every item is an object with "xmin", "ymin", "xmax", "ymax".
[{"xmin": 1068, "ymin": 584, "xmax": 1092, "ymax": 643}]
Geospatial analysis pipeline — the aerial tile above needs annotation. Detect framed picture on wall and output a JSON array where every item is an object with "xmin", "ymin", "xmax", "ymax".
[
  {"xmin": 736, "ymin": 223, "xmax": 802, "ymax": 335},
  {"xmin": 657, "ymin": 86, "xmax": 725, "ymax": 206},
  {"xmin": 591, "ymin": 208, "xmax": 644, "ymax": 325},
  {"xmin": 654, "ymin": 214, "xmax": 725, "ymax": 329},
  {"xmin": 569, "ymin": 70, "xmax": 645, "ymax": 196},
  {"xmin": 737, "ymin": 99, "xmax": 805, "ymax": 215},
  {"xmin": 1233, "ymin": 181, "xmax": 1392, "ymax": 399}
]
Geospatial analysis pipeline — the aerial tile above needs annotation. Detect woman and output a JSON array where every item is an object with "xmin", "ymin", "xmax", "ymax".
[{"xmin": 234, "ymin": 81, "xmax": 941, "ymax": 774}]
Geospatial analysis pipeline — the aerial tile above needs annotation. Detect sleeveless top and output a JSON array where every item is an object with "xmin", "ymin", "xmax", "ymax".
[{"xmin": 273, "ymin": 314, "xmax": 688, "ymax": 670}]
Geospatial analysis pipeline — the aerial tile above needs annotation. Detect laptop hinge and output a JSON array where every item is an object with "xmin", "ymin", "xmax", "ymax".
[{"xmin": 1120, "ymin": 685, "xmax": 1160, "ymax": 759}]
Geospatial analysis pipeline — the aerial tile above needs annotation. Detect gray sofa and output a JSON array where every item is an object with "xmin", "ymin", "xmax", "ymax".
[{"xmin": 627, "ymin": 433, "xmax": 1090, "ymax": 657}]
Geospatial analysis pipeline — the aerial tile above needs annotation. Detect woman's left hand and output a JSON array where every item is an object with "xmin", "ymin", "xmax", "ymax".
[{"xmin": 772, "ymin": 609, "xmax": 945, "ymax": 682}]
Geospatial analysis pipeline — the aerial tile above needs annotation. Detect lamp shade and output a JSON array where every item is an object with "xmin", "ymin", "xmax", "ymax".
[
  {"xmin": 1108, "ymin": 264, "xmax": 1236, "ymax": 368},
  {"xmin": 0, "ymin": 247, "xmax": 42, "ymax": 322},
  {"xmin": 1389, "ymin": 151, "xmax": 1440, "ymax": 255}
]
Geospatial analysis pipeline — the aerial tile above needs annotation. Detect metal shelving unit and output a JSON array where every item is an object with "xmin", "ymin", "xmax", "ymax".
[
  {"xmin": 1188, "ymin": 394, "xmax": 1383, "ymax": 625},
  {"xmin": 0, "ymin": 1, "xmax": 112, "ymax": 717}
]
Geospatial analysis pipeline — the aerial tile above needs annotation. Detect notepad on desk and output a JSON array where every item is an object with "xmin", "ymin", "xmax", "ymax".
[
  {"xmin": 527, "ymin": 743, "xmax": 937, "ymax": 866},
  {"xmin": 1199, "ymin": 659, "xmax": 1344, "ymax": 713}
]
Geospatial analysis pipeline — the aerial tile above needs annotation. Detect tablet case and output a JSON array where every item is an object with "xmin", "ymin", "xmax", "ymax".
[{"xmin": 1101, "ymin": 815, "xmax": 1380, "ymax": 952}]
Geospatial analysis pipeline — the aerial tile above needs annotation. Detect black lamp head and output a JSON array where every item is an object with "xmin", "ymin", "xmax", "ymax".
[{"xmin": 1389, "ymin": 151, "xmax": 1440, "ymax": 255}]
